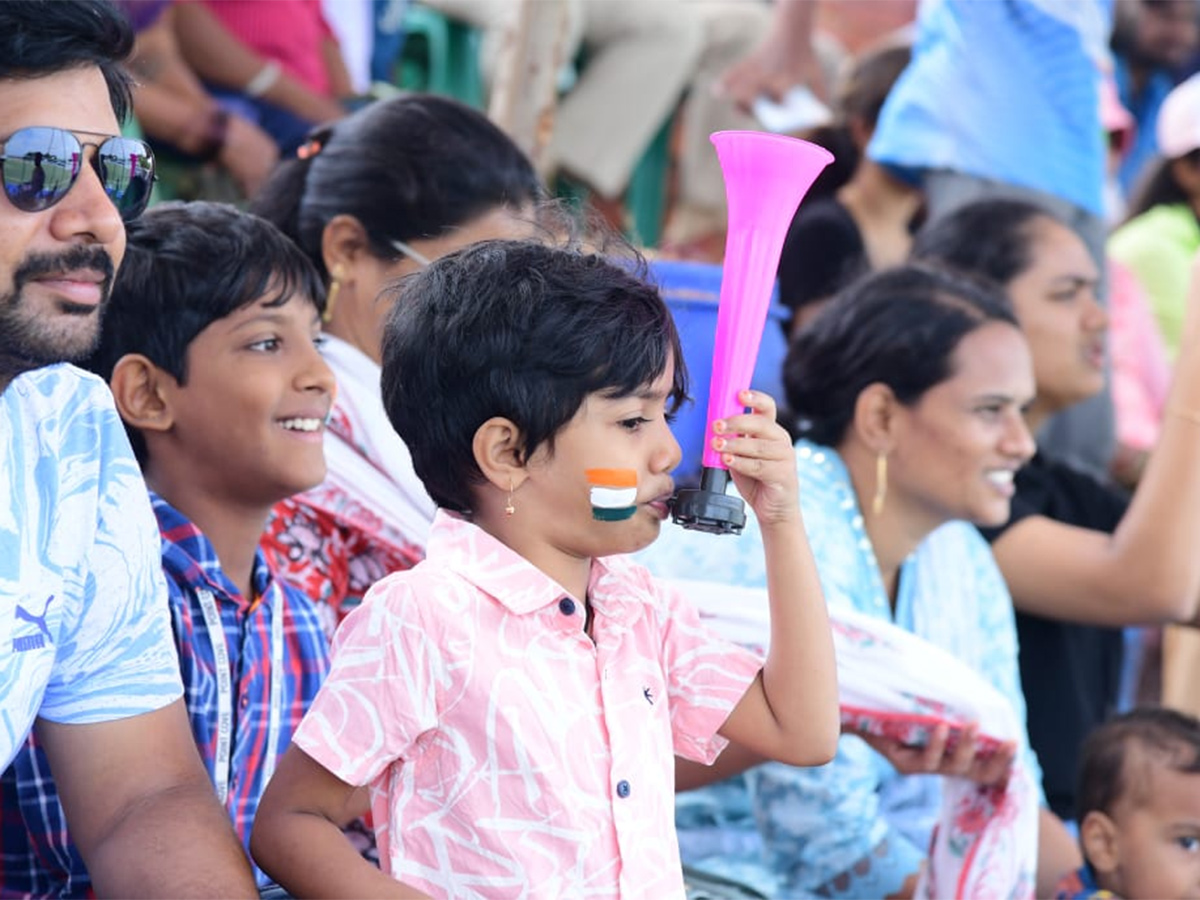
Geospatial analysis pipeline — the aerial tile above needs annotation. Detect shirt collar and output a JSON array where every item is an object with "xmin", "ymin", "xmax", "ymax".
[
  {"xmin": 425, "ymin": 510, "xmax": 657, "ymax": 621},
  {"xmin": 150, "ymin": 490, "xmax": 273, "ymax": 606}
]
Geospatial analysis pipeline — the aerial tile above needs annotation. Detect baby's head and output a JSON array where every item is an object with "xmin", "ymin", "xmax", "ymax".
[
  {"xmin": 380, "ymin": 239, "xmax": 689, "ymax": 556},
  {"xmin": 1078, "ymin": 707, "xmax": 1200, "ymax": 899}
]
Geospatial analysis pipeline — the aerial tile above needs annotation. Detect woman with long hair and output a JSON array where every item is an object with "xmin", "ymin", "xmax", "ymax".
[{"xmin": 255, "ymin": 93, "xmax": 543, "ymax": 631}]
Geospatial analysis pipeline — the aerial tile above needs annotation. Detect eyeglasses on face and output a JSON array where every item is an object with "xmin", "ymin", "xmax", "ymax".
[{"xmin": 0, "ymin": 126, "xmax": 156, "ymax": 221}]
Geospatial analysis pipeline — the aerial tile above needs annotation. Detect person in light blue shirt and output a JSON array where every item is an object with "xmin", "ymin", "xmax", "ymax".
[
  {"xmin": 644, "ymin": 265, "xmax": 1082, "ymax": 898},
  {"xmin": 0, "ymin": 2, "xmax": 256, "ymax": 894},
  {"xmin": 1, "ymin": 365, "xmax": 182, "ymax": 760},
  {"xmin": 868, "ymin": 0, "xmax": 1118, "ymax": 484},
  {"xmin": 1111, "ymin": 0, "xmax": 1198, "ymax": 198}
]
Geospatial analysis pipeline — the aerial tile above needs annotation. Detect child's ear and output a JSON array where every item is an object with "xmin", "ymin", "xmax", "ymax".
[
  {"xmin": 852, "ymin": 382, "xmax": 898, "ymax": 456},
  {"xmin": 473, "ymin": 416, "xmax": 529, "ymax": 492},
  {"xmin": 1080, "ymin": 809, "xmax": 1120, "ymax": 878},
  {"xmin": 109, "ymin": 354, "xmax": 175, "ymax": 435},
  {"xmin": 321, "ymin": 213, "xmax": 372, "ymax": 276}
]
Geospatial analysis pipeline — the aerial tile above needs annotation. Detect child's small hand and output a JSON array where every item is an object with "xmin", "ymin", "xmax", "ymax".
[{"xmin": 711, "ymin": 389, "xmax": 799, "ymax": 527}]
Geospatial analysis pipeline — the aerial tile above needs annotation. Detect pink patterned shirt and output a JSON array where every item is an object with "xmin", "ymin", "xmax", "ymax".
[{"xmin": 294, "ymin": 511, "xmax": 763, "ymax": 898}]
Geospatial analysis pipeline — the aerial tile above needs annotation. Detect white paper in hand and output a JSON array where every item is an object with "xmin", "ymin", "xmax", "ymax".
[{"xmin": 751, "ymin": 85, "xmax": 833, "ymax": 134}]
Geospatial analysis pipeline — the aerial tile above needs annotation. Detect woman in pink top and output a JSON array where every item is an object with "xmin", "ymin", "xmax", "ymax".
[
  {"xmin": 1108, "ymin": 259, "xmax": 1172, "ymax": 489},
  {"xmin": 173, "ymin": 0, "xmax": 353, "ymax": 153},
  {"xmin": 250, "ymin": 240, "xmax": 840, "ymax": 898}
]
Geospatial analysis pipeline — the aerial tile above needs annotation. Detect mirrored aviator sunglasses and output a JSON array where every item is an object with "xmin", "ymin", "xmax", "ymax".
[{"xmin": 1, "ymin": 126, "xmax": 156, "ymax": 220}]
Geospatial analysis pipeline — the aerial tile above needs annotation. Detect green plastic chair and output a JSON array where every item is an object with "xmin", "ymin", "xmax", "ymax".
[
  {"xmin": 625, "ymin": 113, "xmax": 674, "ymax": 248},
  {"xmin": 396, "ymin": 4, "xmax": 485, "ymax": 109}
]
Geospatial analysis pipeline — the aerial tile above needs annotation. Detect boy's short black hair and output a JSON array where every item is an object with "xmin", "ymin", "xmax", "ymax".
[
  {"xmin": 0, "ymin": 0, "xmax": 135, "ymax": 124},
  {"xmin": 380, "ymin": 239, "xmax": 689, "ymax": 514},
  {"xmin": 86, "ymin": 201, "xmax": 326, "ymax": 461},
  {"xmin": 1077, "ymin": 707, "xmax": 1200, "ymax": 821}
]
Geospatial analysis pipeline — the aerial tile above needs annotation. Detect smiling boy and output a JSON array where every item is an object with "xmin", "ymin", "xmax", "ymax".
[{"xmin": 2, "ymin": 201, "xmax": 335, "ymax": 893}]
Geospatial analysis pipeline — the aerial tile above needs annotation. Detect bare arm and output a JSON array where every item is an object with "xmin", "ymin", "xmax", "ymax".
[
  {"xmin": 710, "ymin": 390, "xmax": 840, "ymax": 766},
  {"xmin": 126, "ymin": 9, "xmax": 279, "ymax": 195},
  {"xmin": 128, "ymin": 7, "xmax": 212, "ymax": 104},
  {"xmin": 718, "ymin": 0, "xmax": 825, "ymax": 109},
  {"xmin": 171, "ymin": 3, "xmax": 346, "ymax": 125},
  {"xmin": 674, "ymin": 742, "xmax": 766, "ymax": 792},
  {"xmin": 320, "ymin": 33, "xmax": 356, "ymax": 100},
  {"xmin": 994, "ymin": 253, "xmax": 1200, "ymax": 626},
  {"xmin": 1037, "ymin": 806, "xmax": 1082, "ymax": 897},
  {"xmin": 127, "ymin": 6, "xmax": 225, "ymax": 155},
  {"xmin": 36, "ymin": 700, "xmax": 257, "ymax": 899},
  {"xmin": 251, "ymin": 743, "xmax": 428, "ymax": 899}
]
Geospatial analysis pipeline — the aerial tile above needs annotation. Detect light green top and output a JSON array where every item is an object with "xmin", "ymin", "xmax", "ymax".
[{"xmin": 1109, "ymin": 202, "xmax": 1200, "ymax": 360}]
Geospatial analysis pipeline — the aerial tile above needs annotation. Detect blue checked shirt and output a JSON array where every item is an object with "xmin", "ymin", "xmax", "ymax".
[{"xmin": 0, "ymin": 493, "xmax": 330, "ymax": 894}]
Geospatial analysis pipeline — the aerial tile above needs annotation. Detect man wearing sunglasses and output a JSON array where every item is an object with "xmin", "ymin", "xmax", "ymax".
[{"xmin": 0, "ymin": 1, "xmax": 257, "ymax": 896}]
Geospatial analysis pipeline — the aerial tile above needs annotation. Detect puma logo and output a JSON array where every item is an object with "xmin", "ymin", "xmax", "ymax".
[{"xmin": 12, "ymin": 594, "xmax": 55, "ymax": 652}]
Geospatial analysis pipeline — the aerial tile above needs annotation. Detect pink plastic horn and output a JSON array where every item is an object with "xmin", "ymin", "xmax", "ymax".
[{"xmin": 672, "ymin": 131, "xmax": 833, "ymax": 534}]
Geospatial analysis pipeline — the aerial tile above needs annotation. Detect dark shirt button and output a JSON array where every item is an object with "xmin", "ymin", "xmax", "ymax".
[
  {"xmin": 558, "ymin": 597, "xmax": 576, "ymax": 616},
  {"xmin": 616, "ymin": 779, "xmax": 631, "ymax": 799},
  {"xmin": 239, "ymin": 694, "xmax": 250, "ymax": 709}
]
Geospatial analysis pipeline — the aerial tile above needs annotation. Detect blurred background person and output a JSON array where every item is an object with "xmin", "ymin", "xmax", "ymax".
[
  {"xmin": 775, "ymin": 38, "xmax": 920, "ymax": 343},
  {"xmin": 915, "ymin": 199, "xmax": 1200, "ymax": 822},
  {"xmin": 114, "ymin": 0, "xmax": 279, "ymax": 201},
  {"xmin": 173, "ymin": 0, "xmax": 353, "ymax": 154},
  {"xmin": 1110, "ymin": 0, "xmax": 1200, "ymax": 199},
  {"xmin": 1110, "ymin": 72, "xmax": 1200, "ymax": 361}
]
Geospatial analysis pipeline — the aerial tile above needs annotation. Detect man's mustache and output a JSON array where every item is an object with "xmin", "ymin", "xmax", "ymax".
[{"xmin": 11, "ymin": 246, "xmax": 115, "ymax": 297}]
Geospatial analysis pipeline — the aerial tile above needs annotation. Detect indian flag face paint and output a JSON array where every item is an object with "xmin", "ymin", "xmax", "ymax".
[{"xmin": 586, "ymin": 468, "xmax": 638, "ymax": 521}]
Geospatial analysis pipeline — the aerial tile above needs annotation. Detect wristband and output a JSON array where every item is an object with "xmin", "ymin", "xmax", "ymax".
[{"xmin": 245, "ymin": 60, "xmax": 281, "ymax": 98}]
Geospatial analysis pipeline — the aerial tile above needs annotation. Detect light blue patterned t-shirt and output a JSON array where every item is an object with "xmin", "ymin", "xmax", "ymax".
[
  {"xmin": 639, "ymin": 440, "xmax": 1042, "ymax": 899},
  {"xmin": 1, "ymin": 364, "xmax": 182, "ymax": 768}
]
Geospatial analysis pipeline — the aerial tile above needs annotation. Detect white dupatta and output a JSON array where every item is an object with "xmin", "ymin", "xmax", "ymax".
[
  {"xmin": 314, "ymin": 336, "xmax": 436, "ymax": 550},
  {"xmin": 665, "ymin": 579, "xmax": 1039, "ymax": 900}
]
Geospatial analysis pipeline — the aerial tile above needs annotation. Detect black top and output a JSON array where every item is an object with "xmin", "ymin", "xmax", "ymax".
[
  {"xmin": 777, "ymin": 197, "xmax": 868, "ymax": 321},
  {"xmin": 978, "ymin": 452, "xmax": 1129, "ymax": 821}
]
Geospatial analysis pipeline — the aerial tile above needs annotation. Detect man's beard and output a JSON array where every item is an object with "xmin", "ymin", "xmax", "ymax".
[{"xmin": 0, "ymin": 246, "xmax": 115, "ymax": 381}]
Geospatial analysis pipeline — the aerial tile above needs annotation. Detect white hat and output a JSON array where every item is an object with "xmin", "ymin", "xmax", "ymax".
[{"xmin": 1157, "ymin": 73, "xmax": 1200, "ymax": 159}]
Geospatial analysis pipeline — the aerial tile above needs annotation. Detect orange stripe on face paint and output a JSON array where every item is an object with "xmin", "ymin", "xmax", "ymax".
[{"xmin": 585, "ymin": 468, "xmax": 638, "ymax": 488}]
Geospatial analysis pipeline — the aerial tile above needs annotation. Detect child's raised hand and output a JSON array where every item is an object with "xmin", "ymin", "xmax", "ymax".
[{"xmin": 711, "ymin": 389, "xmax": 799, "ymax": 527}]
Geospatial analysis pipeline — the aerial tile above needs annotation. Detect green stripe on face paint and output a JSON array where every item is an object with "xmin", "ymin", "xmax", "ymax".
[{"xmin": 592, "ymin": 505, "xmax": 637, "ymax": 521}]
